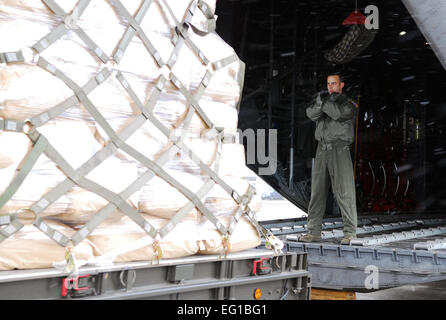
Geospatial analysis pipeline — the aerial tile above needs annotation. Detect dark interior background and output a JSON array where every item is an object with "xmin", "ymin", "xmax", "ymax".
[{"xmin": 215, "ymin": 0, "xmax": 446, "ymax": 216}]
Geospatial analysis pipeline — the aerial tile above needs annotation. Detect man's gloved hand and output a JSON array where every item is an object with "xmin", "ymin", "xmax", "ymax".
[
  {"xmin": 316, "ymin": 91, "xmax": 330, "ymax": 105},
  {"xmin": 316, "ymin": 93, "xmax": 323, "ymax": 106},
  {"xmin": 328, "ymin": 92, "xmax": 341, "ymax": 101}
]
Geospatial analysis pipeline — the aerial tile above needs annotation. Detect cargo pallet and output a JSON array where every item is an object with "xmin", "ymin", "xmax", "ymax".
[{"xmin": 0, "ymin": 249, "xmax": 310, "ymax": 300}]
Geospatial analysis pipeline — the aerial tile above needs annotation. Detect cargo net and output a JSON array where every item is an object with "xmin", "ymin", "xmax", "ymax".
[{"xmin": 0, "ymin": 0, "xmax": 282, "ymax": 270}]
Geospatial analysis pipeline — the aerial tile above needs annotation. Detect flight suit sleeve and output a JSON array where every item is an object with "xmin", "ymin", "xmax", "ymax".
[
  {"xmin": 306, "ymin": 98, "xmax": 324, "ymax": 122},
  {"xmin": 322, "ymin": 93, "xmax": 356, "ymax": 122}
]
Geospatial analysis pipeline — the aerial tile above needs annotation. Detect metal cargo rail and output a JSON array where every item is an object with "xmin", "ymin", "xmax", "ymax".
[{"xmin": 0, "ymin": 249, "xmax": 310, "ymax": 300}]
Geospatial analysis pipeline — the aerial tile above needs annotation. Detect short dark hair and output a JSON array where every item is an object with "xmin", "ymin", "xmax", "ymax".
[{"xmin": 326, "ymin": 72, "xmax": 344, "ymax": 82}]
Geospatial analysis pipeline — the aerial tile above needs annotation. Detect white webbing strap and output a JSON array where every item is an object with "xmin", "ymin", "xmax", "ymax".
[
  {"xmin": 0, "ymin": 218, "xmax": 24, "ymax": 242},
  {"xmin": 36, "ymin": 58, "xmax": 124, "ymax": 153},
  {"xmin": 69, "ymin": 0, "xmax": 91, "ymax": 23},
  {"xmin": 36, "ymin": 57, "xmax": 82, "ymax": 92},
  {"xmin": 38, "ymin": 3, "xmax": 241, "ymax": 215},
  {"xmin": 71, "ymin": 145, "xmax": 180, "ymax": 245},
  {"xmin": 71, "ymin": 205, "xmax": 115, "ymax": 246},
  {"xmin": 0, "ymin": 215, "xmax": 11, "ymax": 226},
  {"xmin": 117, "ymin": 70, "xmax": 230, "ymax": 236},
  {"xmin": 0, "ymin": 51, "xmax": 25, "ymax": 64},
  {"xmin": 171, "ymin": 113, "xmax": 224, "ymax": 234},
  {"xmin": 195, "ymin": 71, "xmax": 212, "ymax": 97},
  {"xmin": 119, "ymin": 69, "xmax": 251, "ymax": 211},
  {"xmin": 115, "ymin": 72, "xmax": 148, "ymax": 114},
  {"xmin": 175, "ymin": 140, "xmax": 233, "ymax": 196},
  {"xmin": 197, "ymin": 0, "xmax": 214, "ymax": 19},
  {"xmin": 41, "ymin": 0, "xmax": 66, "ymax": 16},
  {"xmin": 33, "ymin": 216, "xmax": 70, "ymax": 246},
  {"xmin": 28, "ymin": 72, "xmax": 213, "ymax": 243},
  {"xmin": 167, "ymin": 52, "xmax": 245, "ymax": 203},
  {"xmin": 26, "ymin": 130, "xmax": 159, "ymax": 239},
  {"xmin": 119, "ymin": 66, "xmax": 232, "ymax": 232},
  {"xmin": 176, "ymin": 25, "xmax": 210, "ymax": 65},
  {"xmin": 0, "ymin": 134, "xmax": 48, "ymax": 210},
  {"xmin": 0, "ymin": 0, "xmax": 252, "ymax": 250},
  {"xmin": 29, "ymin": 109, "xmax": 152, "ymax": 216},
  {"xmin": 43, "ymin": 0, "xmax": 91, "ymax": 19},
  {"xmin": 159, "ymin": 179, "xmax": 216, "ymax": 237},
  {"xmin": 145, "ymin": 76, "xmax": 168, "ymax": 115},
  {"xmin": 72, "ymin": 28, "xmax": 109, "ymax": 63},
  {"xmin": 190, "ymin": 0, "xmax": 216, "ymax": 34},
  {"xmin": 33, "ymin": 24, "xmax": 69, "ymax": 53},
  {"xmin": 29, "ymin": 143, "xmax": 114, "ymax": 215},
  {"xmin": 211, "ymin": 54, "xmax": 239, "ymax": 71},
  {"xmin": 108, "ymin": 0, "xmax": 165, "ymax": 67},
  {"xmin": 244, "ymin": 208, "xmax": 284, "ymax": 255},
  {"xmin": 66, "ymin": 75, "xmax": 220, "ymax": 226},
  {"xmin": 0, "ymin": 133, "xmax": 48, "ymax": 244},
  {"xmin": 165, "ymin": 1, "xmax": 197, "ymax": 68},
  {"xmin": 118, "ymin": 139, "xmax": 227, "ymax": 232},
  {"xmin": 159, "ymin": 0, "xmax": 210, "ymax": 65},
  {"xmin": 227, "ymin": 185, "xmax": 256, "ymax": 235},
  {"xmin": 170, "ymin": 74, "xmax": 214, "ymax": 128},
  {"xmin": 112, "ymin": 78, "xmax": 209, "ymax": 208},
  {"xmin": 29, "ymin": 68, "xmax": 111, "ymax": 127},
  {"xmin": 41, "ymin": 0, "xmax": 107, "ymax": 63},
  {"xmin": 112, "ymin": 0, "xmax": 154, "ymax": 63},
  {"xmin": 0, "ymin": 119, "xmax": 24, "ymax": 132},
  {"xmin": 71, "ymin": 65, "xmax": 215, "ymax": 244}
]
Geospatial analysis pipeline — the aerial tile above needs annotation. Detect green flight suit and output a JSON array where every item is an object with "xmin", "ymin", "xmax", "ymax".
[{"xmin": 306, "ymin": 92, "xmax": 358, "ymax": 237}]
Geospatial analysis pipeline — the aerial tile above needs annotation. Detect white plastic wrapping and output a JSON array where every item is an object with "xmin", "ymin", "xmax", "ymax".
[
  {"xmin": 87, "ymin": 214, "xmax": 200, "ymax": 263},
  {"xmin": 197, "ymin": 216, "xmax": 261, "ymax": 255},
  {"xmin": 0, "ymin": 0, "xmax": 261, "ymax": 269},
  {"xmin": 0, "ymin": 219, "xmax": 95, "ymax": 270}
]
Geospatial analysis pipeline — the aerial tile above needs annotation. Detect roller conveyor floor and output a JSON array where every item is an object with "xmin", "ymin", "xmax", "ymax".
[{"xmin": 260, "ymin": 213, "xmax": 446, "ymax": 291}]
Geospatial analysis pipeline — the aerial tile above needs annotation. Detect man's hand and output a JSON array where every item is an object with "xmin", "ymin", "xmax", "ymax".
[
  {"xmin": 328, "ymin": 92, "xmax": 341, "ymax": 100},
  {"xmin": 316, "ymin": 92, "xmax": 323, "ymax": 106},
  {"xmin": 316, "ymin": 91, "xmax": 330, "ymax": 105}
]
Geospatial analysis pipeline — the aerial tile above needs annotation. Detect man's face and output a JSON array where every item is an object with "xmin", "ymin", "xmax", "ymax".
[{"xmin": 327, "ymin": 75, "xmax": 344, "ymax": 94}]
